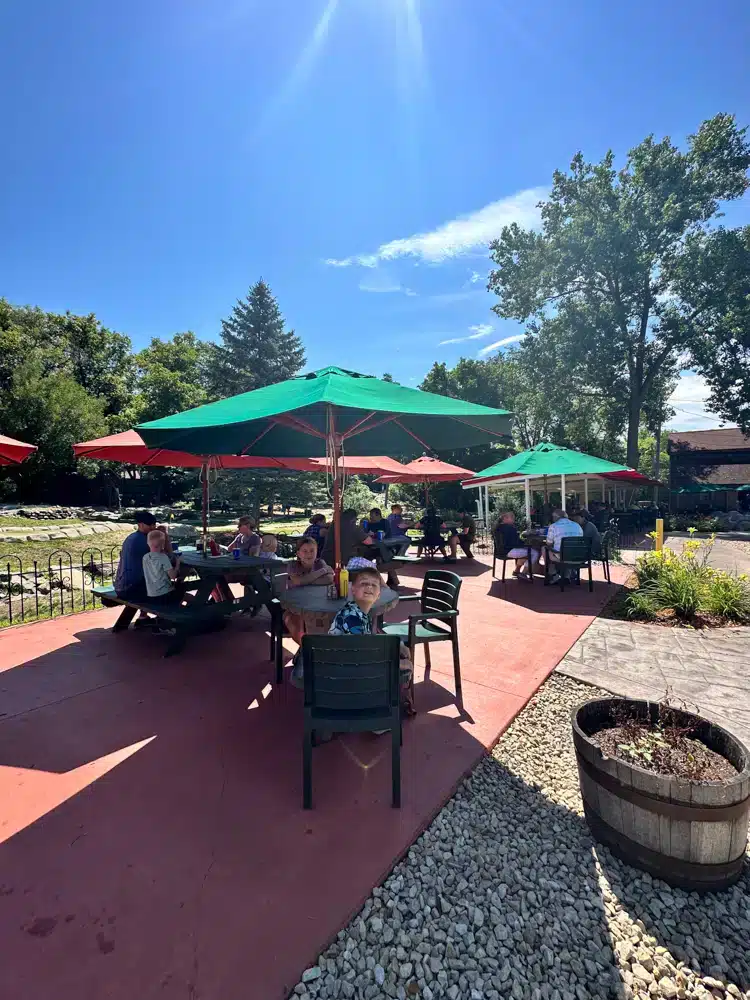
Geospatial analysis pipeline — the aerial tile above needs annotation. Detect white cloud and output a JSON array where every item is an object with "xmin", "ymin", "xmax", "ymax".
[
  {"xmin": 358, "ymin": 273, "xmax": 417, "ymax": 296},
  {"xmin": 477, "ymin": 334, "xmax": 524, "ymax": 356},
  {"xmin": 439, "ymin": 323, "xmax": 494, "ymax": 346},
  {"xmin": 665, "ymin": 371, "xmax": 733, "ymax": 432},
  {"xmin": 326, "ymin": 186, "xmax": 546, "ymax": 266},
  {"xmin": 468, "ymin": 270, "xmax": 484, "ymax": 284}
]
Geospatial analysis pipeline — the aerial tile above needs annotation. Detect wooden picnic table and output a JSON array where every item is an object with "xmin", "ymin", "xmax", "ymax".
[{"xmin": 178, "ymin": 550, "xmax": 284, "ymax": 608}]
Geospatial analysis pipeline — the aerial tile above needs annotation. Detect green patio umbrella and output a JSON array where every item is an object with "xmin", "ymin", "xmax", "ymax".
[
  {"xmin": 672, "ymin": 484, "xmax": 729, "ymax": 494},
  {"xmin": 137, "ymin": 366, "xmax": 513, "ymax": 567},
  {"xmin": 461, "ymin": 442, "xmax": 648, "ymax": 523}
]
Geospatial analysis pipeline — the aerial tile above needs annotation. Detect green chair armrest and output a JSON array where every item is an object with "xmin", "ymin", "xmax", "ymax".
[{"xmin": 407, "ymin": 610, "xmax": 458, "ymax": 622}]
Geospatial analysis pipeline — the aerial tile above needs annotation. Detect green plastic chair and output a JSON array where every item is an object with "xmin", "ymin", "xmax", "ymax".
[
  {"xmin": 545, "ymin": 536, "xmax": 593, "ymax": 592},
  {"xmin": 301, "ymin": 634, "xmax": 402, "ymax": 809},
  {"xmin": 381, "ymin": 569, "xmax": 462, "ymax": 704}
]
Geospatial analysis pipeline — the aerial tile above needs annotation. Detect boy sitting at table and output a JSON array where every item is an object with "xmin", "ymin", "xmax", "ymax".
[{"xmin": 329, "ymin": 557, "xmax": 415, "ymax": 717}]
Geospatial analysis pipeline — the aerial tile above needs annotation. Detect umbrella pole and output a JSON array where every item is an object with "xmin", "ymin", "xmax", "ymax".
[
  {"xmin": 328, "ymin": 406, "xmax": 342, "ymax": 573},
  {"xmin": 201, "ymin": 462, "xmax": 209, "ymax": 558}
]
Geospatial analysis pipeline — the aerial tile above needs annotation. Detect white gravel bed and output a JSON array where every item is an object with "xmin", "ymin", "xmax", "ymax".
[{"xmin": 290, "ymin": 675, "xmax": 750, "ymax": 1000}]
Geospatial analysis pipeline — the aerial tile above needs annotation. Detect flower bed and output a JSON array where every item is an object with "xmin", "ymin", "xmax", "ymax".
[{"xmin": 624, "ymin": 533, "xmax": 750, "ymax": 627}]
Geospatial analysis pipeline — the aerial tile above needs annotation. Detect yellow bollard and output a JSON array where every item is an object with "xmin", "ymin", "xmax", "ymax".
[{"xmin": 655, "ymin": 518, "xmax": 664, "ymax": 551}]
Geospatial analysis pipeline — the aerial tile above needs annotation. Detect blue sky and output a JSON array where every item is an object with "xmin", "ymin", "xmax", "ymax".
[{"xmin": 1, "ymin": 0, "xmax": 749, "ymax": 430}]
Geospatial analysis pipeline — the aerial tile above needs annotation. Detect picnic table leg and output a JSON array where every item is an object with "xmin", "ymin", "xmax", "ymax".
[
  {"xmin": 112, "ymin": 605, "xmax": 138, "ymax": 632},
  {"xmin": 163, "ymin": 629, "xmax": 187, "ymax": 658}
]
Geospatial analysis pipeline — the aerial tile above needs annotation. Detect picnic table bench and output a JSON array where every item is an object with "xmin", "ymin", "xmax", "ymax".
[{"xmin": 92, "ymin": 585, "xmax": 248, "ymax": 657}]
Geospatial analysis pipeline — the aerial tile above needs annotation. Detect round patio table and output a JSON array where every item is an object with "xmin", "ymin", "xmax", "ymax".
[{"xmin": 278, "ymin": 583, "xmax": 400, "ymax": 634}]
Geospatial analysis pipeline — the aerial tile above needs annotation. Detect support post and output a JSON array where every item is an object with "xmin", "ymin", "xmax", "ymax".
[
  {"xmin": 561, "ymin": 473, "xmax": 566, "ymax": 511},
  {"xmin": 524, "ymin": 477, "xmax": 531, "ymax": 527}
]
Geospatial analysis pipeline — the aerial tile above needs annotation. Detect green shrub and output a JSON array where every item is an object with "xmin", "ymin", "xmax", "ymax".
[
  {"xmin": 701, "ymin": 572, "xmax": 750, "ymax": 621},
  {"xmin": 629, "ymin": 533, "xmax": 750, "ymax": 622},
  {"xmin": 625, "ymin": 590, "xmax": 657, "ymax": 620},
  {"xmin": 645, "ymin": 565, "xmax": 703, "ymax": 620}
]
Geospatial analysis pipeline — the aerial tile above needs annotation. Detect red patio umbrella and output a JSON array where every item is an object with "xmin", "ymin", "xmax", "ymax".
[
  {"xmin": 73, "ymin": 431, "xmax": 411, "ymax": 545},
  {"xmin": 0, "ymin": 434, "xmax": 37, "ymax": 466},
  {"xmin": 376, "ymin": 454, "xmax": 475, "ymax": 503}
]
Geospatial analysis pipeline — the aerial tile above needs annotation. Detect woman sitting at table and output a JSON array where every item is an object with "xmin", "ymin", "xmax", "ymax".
[
  {"xmin": 228, "ymin": 516, "xmax": 261, "ymax": 557},
  {"xmin": 415, "ymin": 506, "xmax": 451, "ymax": 561},
  {"xmin": 495, "ymin": 511, "xmax": 539, "ymax": 578},
  {"xmin": 283, "ymin": 537, "xmax": 335, "ymax": 645}
]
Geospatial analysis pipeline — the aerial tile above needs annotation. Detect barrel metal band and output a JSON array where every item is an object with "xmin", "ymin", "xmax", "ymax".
[
  {"xmin": 583, "ymin": 807, "xmax": 744, "ymax": 890},
  {"xmin": 576, "ymin": 751, "xmax": 749, "ymax": 823}
]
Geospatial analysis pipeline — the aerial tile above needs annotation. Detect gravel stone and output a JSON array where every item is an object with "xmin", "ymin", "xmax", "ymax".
[{"xmin": 288, "ymin": 674, "xmax": 750, "ymax": 1000}]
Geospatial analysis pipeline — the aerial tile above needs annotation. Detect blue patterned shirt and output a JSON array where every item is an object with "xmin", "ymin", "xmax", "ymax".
[{"xmin": 329, "ymin": 601, "xmax": 372, "ymax": 636}]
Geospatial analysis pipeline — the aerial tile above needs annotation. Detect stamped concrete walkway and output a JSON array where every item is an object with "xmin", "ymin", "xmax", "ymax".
[
  {"xmin": 0, "ymin": 555, "xmax": 625, "ymax": 1000},
  {"xmin": 557, "ymin": 616, "xmax": 750, "ymax": 746}
]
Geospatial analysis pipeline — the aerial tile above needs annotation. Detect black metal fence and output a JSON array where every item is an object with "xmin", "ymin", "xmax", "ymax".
[{"xmin": 0, "ymin": 545, "xmax": 121, "ymax": 628}]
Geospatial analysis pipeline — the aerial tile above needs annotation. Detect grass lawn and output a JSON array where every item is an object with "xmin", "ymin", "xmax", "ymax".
[{"xmin": 0, "ymin": 529, "xmax": 131, "ymax": 572}]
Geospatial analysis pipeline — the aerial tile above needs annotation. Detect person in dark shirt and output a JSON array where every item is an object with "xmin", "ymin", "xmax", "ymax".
[
  {"xmin": 494, "ymin": 511, "xmax": 539, "ymax": 578},
  {"xmin": 449, "ymin": 512, "xmax": 476, "ymax": 560},
  {"xmin": 364, "ymin": 507, "xmax": 391, "ymax": 539},
  {"xmin": 115, "ymin": 510, "xmax": 157, "ymax": 601},
  {"xmin": 321, "ymin": 508, "xmax": 373, "ymax": 566},
  {"xmin": 416, "ymin": 507, "xmax": 451, "ymax": 561}
]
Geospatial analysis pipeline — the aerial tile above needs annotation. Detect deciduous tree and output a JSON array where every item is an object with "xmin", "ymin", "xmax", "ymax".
[{"xmin": 488, "ymin": 113, "xmax": 750, "ymax": 465}]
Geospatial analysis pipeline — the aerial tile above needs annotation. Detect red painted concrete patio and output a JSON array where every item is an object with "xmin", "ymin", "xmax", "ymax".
[{"xmin": 0, "ymin": 556, "xmax": 626, "ymax": 1000}]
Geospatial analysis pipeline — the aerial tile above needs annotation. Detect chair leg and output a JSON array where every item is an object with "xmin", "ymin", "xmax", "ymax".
[
  {"xmin": 492, "ymin": 554, "xmax": 496, "ymax": 578},
  {"xmin": 588, "ymin": 561, "xmax": 593, "ymax": 592},
  {"xmin": 391, "ymin": 721, "xmax": 401, "ymax": 808},
  {"xmin": 451, "ymin": 624, "xmax": 462, "ymax": 704},
  {"xmin": 303, "ymin": 726, "xmax": 313, "ymax": 809},
  {"xmin": 423, "ymin": 641, "xmax": 432, "ymax": 680},
  {"xmin": 501, "ymin": 557, "xmax": 506, "ymax": 582}
]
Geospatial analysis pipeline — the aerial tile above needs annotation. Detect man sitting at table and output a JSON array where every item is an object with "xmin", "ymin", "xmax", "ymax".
[
  {"xmin": 449, "ymin": 511, "xmax": 477, "ymax": 560},
  {"xmin": 546, "ymin": 508, "xmax": 583, "ymax": 584},
  {"xmin": 495, "ymin": 511, "xmax": 539, "ymax": 578},
  {"xmin": 364, "ymin": 507, "xmax": 391, "ymax": 539},
  {"xmin": 321, "ymin": 508, "xmax": 374, "ymax": 566},
  {"xmin": 573, "ymin": 509, "xmax": 602, "ymax": 558},
  {"xmin": 228, "ymin": 516, "xmax": 261, "ymax": 557},
  {"xmin": 387, "ymin": 504, "xmax": 411, "ymax": 555},
  {"xmin": 415, "ymin": 507, "xmax": 451, "ymax": 561}
]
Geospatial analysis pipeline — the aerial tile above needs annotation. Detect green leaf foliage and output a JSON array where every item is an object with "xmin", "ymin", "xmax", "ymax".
[{"xmin": 487, "ymin": 113, "xmax": 750, "ymax": 466}]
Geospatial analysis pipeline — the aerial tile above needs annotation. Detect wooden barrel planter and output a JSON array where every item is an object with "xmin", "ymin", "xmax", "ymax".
[{"xmin": 572, "ymin": 699, "xmax": 750, "ymax": 892}]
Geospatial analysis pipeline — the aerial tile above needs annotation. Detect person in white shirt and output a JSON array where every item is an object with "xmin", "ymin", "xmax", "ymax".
[
  {"xmin": 545, "ymin": 509, "xmax": 583, "ymax": 584},
  {"xmin": 142, "ymin": 530, "xmax": 183, "ymax": 604}
]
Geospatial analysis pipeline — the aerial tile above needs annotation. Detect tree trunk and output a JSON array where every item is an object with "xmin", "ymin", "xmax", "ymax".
[{"xmin": 626, "ymin": 395, "xmax": 642, "ymax": 469}]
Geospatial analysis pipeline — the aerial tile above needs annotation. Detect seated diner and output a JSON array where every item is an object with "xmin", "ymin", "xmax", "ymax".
[
  {"xmin": 327, "ymin": 557, "xmax": 415, "ymax": 717},
  {"xmin": 449, "ymin": 511, "xmax": 476, "ymax": 560},
  {"xmin": 283, "ymin": 536, "xmax": 335, "ymax": 645},
  {"xmin": 228, "ymin": 516, "xmax": 261, "ymax": 557},
  {"xmin": 303, "ymin": 513, "xmax": 328, "ymax": 555},
  {"xmin": 495, "ymin": 511, "xmax": 539, "ymax": 578},
  {"xmin": 545, "ymin": 508, "xmax": 583, "ymax": 584},
  {"xmin": 415, "ymin": 506, "xmax": 451, "ymax": 561}
]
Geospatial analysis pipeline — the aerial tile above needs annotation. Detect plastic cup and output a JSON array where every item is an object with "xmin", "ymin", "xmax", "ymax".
[{"xmin": 233, "ymin": 548, "xmax": 241, "ymax": 560}]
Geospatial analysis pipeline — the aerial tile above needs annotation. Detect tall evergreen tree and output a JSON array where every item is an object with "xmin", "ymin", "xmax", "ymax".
[{"xmin": 208, "ymin": 279, "xmax": 305, "ymax": 398}]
